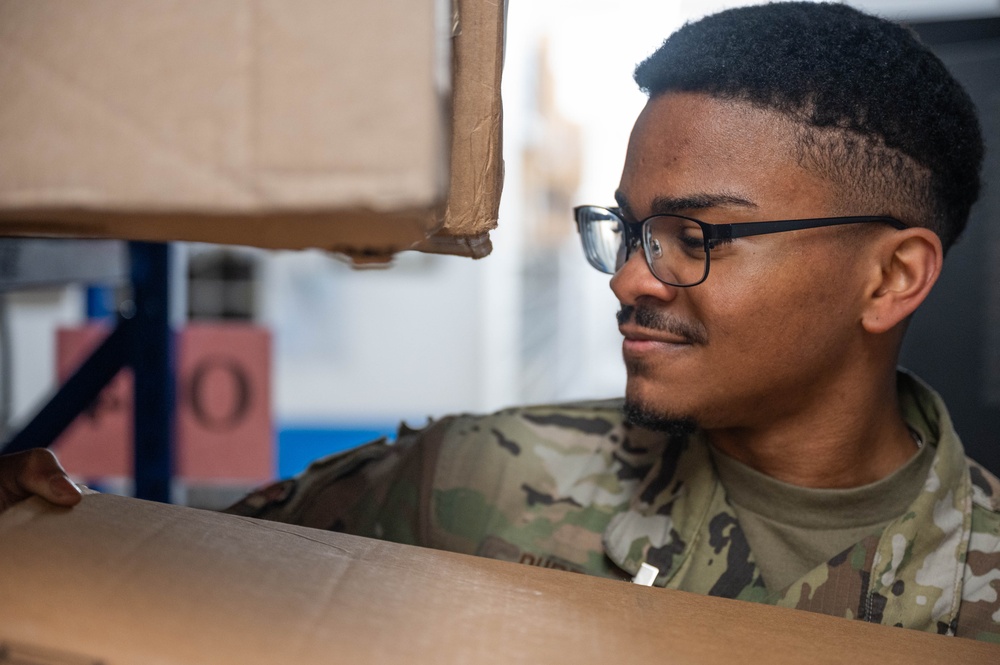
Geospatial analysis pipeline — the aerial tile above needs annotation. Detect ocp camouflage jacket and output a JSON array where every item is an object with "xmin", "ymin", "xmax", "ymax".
[{"xmin": 226, "ymin": 373, "xmax": 1000, "ymax": 642}]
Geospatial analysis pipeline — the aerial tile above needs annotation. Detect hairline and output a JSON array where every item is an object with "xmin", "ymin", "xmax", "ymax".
[{"xmin": 649, "ymin": 90, "xmax": 942, "ymax": 246}]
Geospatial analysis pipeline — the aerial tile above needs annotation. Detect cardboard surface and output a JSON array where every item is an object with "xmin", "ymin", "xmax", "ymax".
[
  {"xmin": 0, "ymin": 0, "xmax": 506, "ymax": 260},
  {"xmin": 1, "ymin": 494, "xmax": 997, "ymax": 664},
  {"xmin": 53, "ymin": 323, "xmax": 272, "ymax": 483}
]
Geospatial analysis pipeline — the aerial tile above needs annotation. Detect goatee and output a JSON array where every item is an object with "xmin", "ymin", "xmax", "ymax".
[{"xmin": 623, "ymin": 398, "xmax": 698, "ymax": 437}]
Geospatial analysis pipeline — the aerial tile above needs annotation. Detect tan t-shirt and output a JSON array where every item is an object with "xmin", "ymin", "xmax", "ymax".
[{"xmin": 710, "ymin": 439, "xmax": 935, "ymax": 592}]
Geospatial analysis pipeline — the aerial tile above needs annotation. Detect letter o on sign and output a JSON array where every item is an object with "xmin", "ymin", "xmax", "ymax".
[{"xmin": 188, "ymin": 356, "xmax": 252, "ymax": 432}]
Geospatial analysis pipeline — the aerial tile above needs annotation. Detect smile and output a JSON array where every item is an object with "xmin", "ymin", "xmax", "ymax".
[
  {"xmin": 619, "ymin": 326, "xmax": 696, "ymax": 347},
  {"xmin": 622, "ymin": 338, "xmax": 694, "ymax": 357}
]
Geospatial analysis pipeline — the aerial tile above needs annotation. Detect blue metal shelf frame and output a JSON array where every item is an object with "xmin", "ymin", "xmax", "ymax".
[{"xmin": 1, "ymin": 242, "xmax": 175, "ymax": 502}]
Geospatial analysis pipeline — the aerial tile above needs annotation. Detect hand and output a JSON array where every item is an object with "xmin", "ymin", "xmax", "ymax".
[{"xmin": 0, "ymin": 448, "xmax": 82, "ymax": 512}]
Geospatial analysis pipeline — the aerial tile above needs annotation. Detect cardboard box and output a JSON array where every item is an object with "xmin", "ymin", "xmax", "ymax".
[
  {"xmin": 1, "ymin": 494, "xmax": 996, "ymax": 664},
  {"xmin": 0, "ymin": 0, "xmax": 504, "ymax": 262}
]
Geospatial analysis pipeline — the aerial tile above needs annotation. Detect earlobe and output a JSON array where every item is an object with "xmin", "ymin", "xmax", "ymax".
[{"xmin": 861, "ymin": 229, "xmax": 943, "ymax": 335}]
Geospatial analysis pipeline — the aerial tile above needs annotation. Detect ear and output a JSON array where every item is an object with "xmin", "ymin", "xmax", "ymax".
[{"xmin": 861, "ymin": 228, "xmax": 943, "ymax": 335}]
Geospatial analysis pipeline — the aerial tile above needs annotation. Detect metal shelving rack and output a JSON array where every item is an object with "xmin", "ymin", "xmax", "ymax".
[{"xmin": 0, "ymin": 242, "xmax": 175, "ymax": 502}]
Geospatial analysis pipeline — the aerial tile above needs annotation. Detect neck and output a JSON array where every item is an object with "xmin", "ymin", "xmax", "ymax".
[{"xmin": 706, "ymin": 368, "xmax": 918, "ymax": 489}]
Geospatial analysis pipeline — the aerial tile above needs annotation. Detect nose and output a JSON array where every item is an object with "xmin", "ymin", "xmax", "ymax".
[{"xmin": 610, "ymin": 247, "xmax": 681, "ymax": 306}]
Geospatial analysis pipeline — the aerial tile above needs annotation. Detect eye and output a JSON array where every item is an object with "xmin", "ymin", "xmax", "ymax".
[
  {"xmin": 706, "ymin": 237, "xmax": 734, "ymax": 250},
  {"xmin": 679, "ymin": 234, "xmax": 704, "ymax": 250}
]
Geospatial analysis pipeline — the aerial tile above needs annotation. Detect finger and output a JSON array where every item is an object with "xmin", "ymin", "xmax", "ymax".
[
  {"xmin": 30, "ymin": 448, "xmax": 83, "ymax": 507},
  {"xmin": 0, "ymin": 449, "xmax": 83, "ymax": 510}
]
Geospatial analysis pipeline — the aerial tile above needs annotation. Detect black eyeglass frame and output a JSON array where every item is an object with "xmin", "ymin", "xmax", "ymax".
[{"xmin": 574, "ymin": 205, "xmax": 908, "ymax": 287}]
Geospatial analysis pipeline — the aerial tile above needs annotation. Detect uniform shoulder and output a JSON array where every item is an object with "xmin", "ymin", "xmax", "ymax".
[
  {"xmin": 423, "ymin": 399, "xmax": 632, "ymax": 485},
  {"xmin": 489, "ymin": 398, "xmax": 626, "ymax": 428},
  {"xmin": 435, "ymin": 399, "xmax": 627, "ymax": 447},
  {"xmin": 483, "ymin": 398, "xmax": 626, "ymax": 420},
  {"xmin": 968, "ymin": 457, "xmax": 1000, "ymax": 514}
]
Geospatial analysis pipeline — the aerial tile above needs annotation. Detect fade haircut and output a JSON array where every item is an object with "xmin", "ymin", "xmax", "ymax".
[{"xmin": 634, "ymin": 2, "xmax": 983, "ymax": 251}]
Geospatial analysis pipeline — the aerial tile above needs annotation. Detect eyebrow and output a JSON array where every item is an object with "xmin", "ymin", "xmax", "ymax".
[{"xmin": 614, "ymin": 190, "xmax": 758, "ymax": 220}]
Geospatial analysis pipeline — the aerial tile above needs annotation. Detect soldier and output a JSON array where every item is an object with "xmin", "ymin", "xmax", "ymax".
[{"xmin": 3, "ymin": 1, "xmax": 999, "ymax": 642}]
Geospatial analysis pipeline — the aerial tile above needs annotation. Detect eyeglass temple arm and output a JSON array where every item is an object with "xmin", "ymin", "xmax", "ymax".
[{"xmin": 707, "ymin": 216, "xmax": 906, "ymax": 241}]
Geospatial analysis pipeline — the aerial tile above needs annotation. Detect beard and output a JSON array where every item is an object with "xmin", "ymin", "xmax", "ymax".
[
  {"xmin": 617, "ymin": 304, "xmax": 705, "ymax": 437},
  {"xmin": 622, "ymin": 396, "xmax": 699, "ymax": 437},
  {"xmin": 622, "ymin": 355, "xmax": 699, "ymax": 435}
]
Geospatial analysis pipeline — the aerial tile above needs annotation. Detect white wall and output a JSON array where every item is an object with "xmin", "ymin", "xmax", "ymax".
[
  {"xmin": 260, "ymin": 250, "xmax": 490, "ymax": 422},
  {"xmin": 2, "ymin": 287, "xmax": 84, "ymax": 431}
]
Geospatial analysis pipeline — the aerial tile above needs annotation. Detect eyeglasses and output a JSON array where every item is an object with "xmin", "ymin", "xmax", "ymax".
[{"xmin": 574, "ymin": 205, "xmax": 907, "ymax": 287}]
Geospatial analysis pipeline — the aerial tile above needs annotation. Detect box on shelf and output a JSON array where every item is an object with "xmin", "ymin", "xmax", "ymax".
[{"xmin": 0, "ymin": 0, "xmax": 504, "ymax": 262}]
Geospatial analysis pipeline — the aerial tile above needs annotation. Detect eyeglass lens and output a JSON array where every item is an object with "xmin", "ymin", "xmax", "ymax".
[
  {"xmin": 577, "ymin": 207, "xmax": 710, "ymax": 286},
  {"xmin": 578, "ymin": 207, "xmax": 627, "ymax": 273}
]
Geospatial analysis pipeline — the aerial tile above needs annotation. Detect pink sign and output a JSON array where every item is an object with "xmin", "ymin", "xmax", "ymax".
[
  {"xmin": 52, "ymin": 326, "xmax": 133, "ymax": 478},
  {"xmin": 52, "ymin": 323, "xmax": 272, "ymax": 483}
]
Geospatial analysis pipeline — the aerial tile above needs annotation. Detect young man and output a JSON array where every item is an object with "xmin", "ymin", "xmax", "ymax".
[{"xmin": 4, "ymin": 2, "xmax": 999, "ymax": 642}]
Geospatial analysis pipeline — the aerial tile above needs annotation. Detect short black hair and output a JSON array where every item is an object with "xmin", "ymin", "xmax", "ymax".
[{"xmin": 634, "ymin": 2, "xmax": 983, "ymax": 250}]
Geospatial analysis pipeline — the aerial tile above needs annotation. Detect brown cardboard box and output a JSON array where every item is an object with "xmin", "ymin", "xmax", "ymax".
[
  {"xmin": 0, "ymin": 0, "xmax": 504, "ymax": 262},
  {"xmin": 1, "ymin": 494, "xmax": 996, "ymax": 664}
]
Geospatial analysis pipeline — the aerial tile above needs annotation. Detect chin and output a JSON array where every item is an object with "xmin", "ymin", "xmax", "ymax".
[
  {"xmin": 623, "ymin": 360, "xmax": 702, "ymax": 434},
  {"xmin": 622, "ymin": 393, "xmax": 699, "ymax": 436}
]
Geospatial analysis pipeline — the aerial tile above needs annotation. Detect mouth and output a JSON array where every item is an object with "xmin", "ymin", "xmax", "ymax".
[
  {"xmin": 619, "ymin": 326, "xmax": 694, "ymax": 346},
  {"xmin": 619, "ymin": 326, "xmax": 697, "ymax": 357},
  {"xmin": 616, "ymin": 305, "xmax": 707, "ymax": 348}
]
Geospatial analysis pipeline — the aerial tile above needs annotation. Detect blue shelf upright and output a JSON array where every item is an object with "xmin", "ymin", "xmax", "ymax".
[{"xmin": 1, "ymin": 242, "xmax": 176, "ymax": 503}]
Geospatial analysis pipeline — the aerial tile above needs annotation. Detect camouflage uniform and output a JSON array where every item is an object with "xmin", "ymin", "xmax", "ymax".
[{"xmin": 227, "ymin": 371, "xmax": 1000, "ymax": 642}]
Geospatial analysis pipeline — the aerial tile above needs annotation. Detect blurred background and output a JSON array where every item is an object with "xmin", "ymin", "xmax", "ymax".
[{"xmin": 1, "ymin": 0, "xmax": 998, "ymax": 503}]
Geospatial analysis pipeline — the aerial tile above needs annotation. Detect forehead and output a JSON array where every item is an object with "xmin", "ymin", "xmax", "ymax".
[{"xmin": 617, "ymin": 92, "xmax": 836, "ymax": 219}]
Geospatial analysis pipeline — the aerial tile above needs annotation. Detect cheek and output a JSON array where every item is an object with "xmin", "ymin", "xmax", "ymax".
[
  {"xmin": 703, "ymin": 254, "xmax": 773, "ymax": 339},
  {"xmin": 706, "ymin": 251, "xmax": 855, "ymax": 360}
]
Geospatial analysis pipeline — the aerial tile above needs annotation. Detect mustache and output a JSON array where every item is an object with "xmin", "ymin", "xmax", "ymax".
[{"xmin": 617, "ymin": 305, "xmax": 708, "ymax": 345}]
